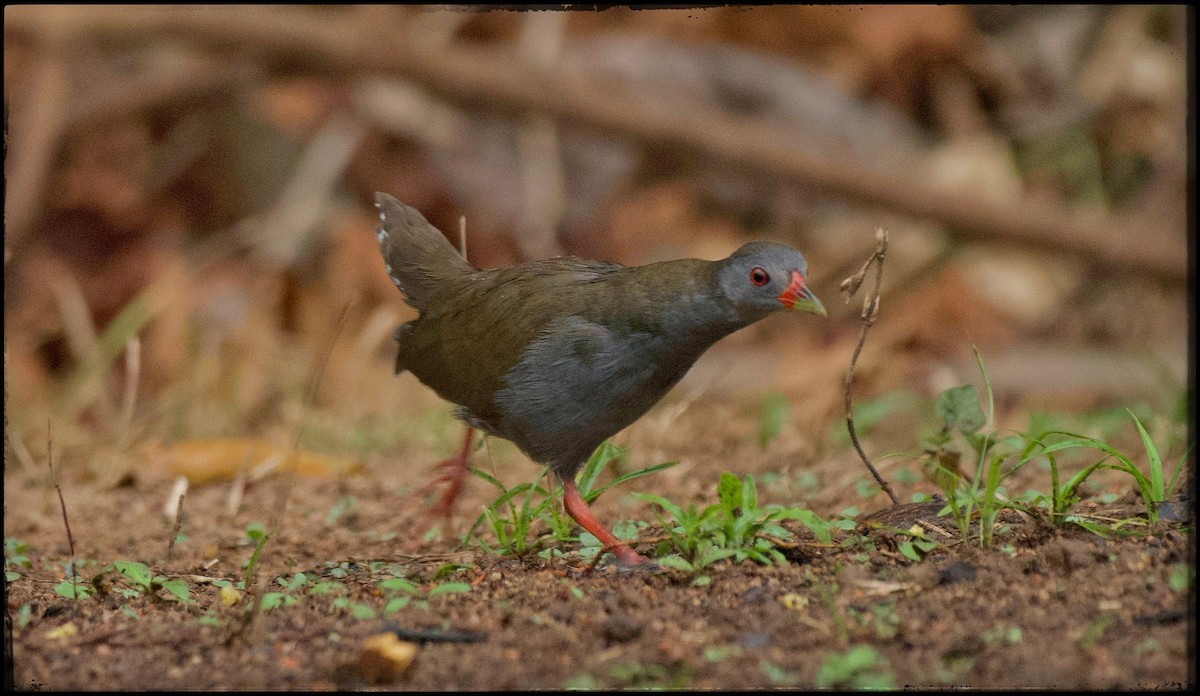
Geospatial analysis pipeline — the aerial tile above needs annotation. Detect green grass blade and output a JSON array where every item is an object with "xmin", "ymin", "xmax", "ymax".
[
  {"xmin": 972, "ymin": 344, "xmax": 995, "ymax": 428},
  {"xmin": 63, "ymin": 287, "xmax": 156, "ymax": 412},
  {"xmin": 632, "ymin": 493, "xmax": 684, "ymax": 524},
  {"xmin": 980, "ymin": 455, "xmax": 1004, "ymax": 547},
  {"xmin": 585, "ymin": 461, "xmax": 676, "ymax": 504},
  {"xmin": 1127, "ymin": 410, "xmax": 1164, "ymax": 500},
  {"xmin": 772, "ymin": 509, "xmax": 834, "ymax": 544},
  {"xmin": 742, "ymin": 475, "xmax": 758, "ymax": 512},
  {"xmin": 468, "ymin": 467, "xmax": 509, "ymax": 492},
  {"xmin": 1166, "ymin": 444, "xmax": 1194, "ymax": 495},
  {"xmin": 576, "ymin": 441, "xmax": 625, "ymax": 498}
]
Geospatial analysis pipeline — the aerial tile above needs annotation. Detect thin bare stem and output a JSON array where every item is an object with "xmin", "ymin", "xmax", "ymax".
[
  {"xmin": 46, "ymin": 420, "xmax": 81, "ymax": 613},
  {"xmin": 165, "ymin": 477, "xmax": 188, "ymax": 562},
  {"xmin": 267, "ymin": 302, "xmax": 352, "ymax": 533},
  {"xmin": 841, "ymin": 229, "xmax": 900, "ymax": 506},
  {"xmin": 458, "ymin": 215, "xmax": 468, "ymax": 263},
  {"xmin": 228, "ymin": 303, "xmax": 350, "ymax": 645}
]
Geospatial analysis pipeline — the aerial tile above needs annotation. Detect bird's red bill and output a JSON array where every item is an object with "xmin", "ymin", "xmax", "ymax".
[{"xmin": 777, "ymin": 270, "xmax": 808, "ymax": 309}]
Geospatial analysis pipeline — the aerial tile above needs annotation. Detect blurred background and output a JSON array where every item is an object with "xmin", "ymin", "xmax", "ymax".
[{"xmin": 3, "ymin": 6, "xmax": 1190, "ymax": 490}]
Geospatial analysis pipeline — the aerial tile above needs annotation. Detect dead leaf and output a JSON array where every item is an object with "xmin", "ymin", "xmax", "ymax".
[
  {"xmin": 356, "ymin": 633, "xmax": 419, "ymax": 684},
  {"xmin": 143, "ymin": 438, "xmax": 361, "ymax": 485}
]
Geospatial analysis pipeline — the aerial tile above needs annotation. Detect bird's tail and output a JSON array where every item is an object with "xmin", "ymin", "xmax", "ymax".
[{"xmin": 374, "ymin": 193, "xmax": 474, "ymax": 310}]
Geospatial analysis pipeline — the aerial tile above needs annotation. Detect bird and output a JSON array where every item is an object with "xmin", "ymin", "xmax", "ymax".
[{"xmin": 375, "ymin": 192, "xmax": 826, "ymax": 566}]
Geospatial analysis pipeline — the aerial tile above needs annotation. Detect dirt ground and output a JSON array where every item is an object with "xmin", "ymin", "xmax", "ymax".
[
  {"xmin": 3, "ymin": 5, "xmax": 1192, "ymax": 691},
  {"xmin": 4, "ymin": 394, "xmax": 1193, "ymax": 691}
]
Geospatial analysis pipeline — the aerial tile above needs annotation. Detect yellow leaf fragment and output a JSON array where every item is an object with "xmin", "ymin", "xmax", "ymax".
[
  {"xmin": 144, "ymin": 438, "xmax": 361, "ymax": 485},
  {"xmin": 357, "ymin": 633, "xmax": 419, "ymax": 683}
]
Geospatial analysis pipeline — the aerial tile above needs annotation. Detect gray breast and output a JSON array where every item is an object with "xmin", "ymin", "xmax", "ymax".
[{"xmin": 492, "ymin": 316, "xmax": 696, "ymax": 473}]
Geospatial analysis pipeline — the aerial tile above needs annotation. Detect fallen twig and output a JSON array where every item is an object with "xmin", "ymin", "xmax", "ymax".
[
  {"xmin": 840, "ymin": 229, "xmax": 900, "ymax": 507},
  {"xmin": 388, "ymin": 626, "xmax": 488, "ymax": 644}
]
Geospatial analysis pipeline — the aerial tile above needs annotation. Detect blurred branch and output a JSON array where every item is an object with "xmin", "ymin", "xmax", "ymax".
[
  {"xmin": 50, "ymin": 273, "xmax": 118, "ymax": 425},
  {"xmin": 67, "ymin": 58, "xmax": 256, "ymax": 129},
  {"xmin": 250, "ymin": 109, "xmax": 368, "ymax": 266},
  {"xmin": 5, "ymin": 6, "xmax": 1184, "ymax": 282},
  {"xmin": 5, "ymin": 34, "xmax": 71, "ymax": 245}
]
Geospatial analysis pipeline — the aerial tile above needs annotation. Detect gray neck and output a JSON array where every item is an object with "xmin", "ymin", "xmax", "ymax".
[{"xmin": 638, "ymin": 260, "xmax": 769, "ymax": 354}]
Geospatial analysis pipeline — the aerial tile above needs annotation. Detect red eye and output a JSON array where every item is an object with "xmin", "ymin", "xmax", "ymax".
[{"xmin": 749, "ymin": 267, "xmax": 770, "ymax": 286}]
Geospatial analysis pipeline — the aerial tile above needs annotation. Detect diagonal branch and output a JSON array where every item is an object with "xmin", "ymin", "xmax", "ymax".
[{"xmin": 4, "ymin": 6, "xmax": 1185, "ymax": 282}]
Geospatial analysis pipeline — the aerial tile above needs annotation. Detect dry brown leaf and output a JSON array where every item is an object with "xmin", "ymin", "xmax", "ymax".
[{"xmin": 143, "ymin": 438, "xmax": 361, "ymax": 485}]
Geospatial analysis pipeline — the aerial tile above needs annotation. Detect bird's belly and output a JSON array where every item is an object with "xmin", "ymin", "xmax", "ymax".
[{"xmin": 492, "ymin": 322, "xmax": 702, "ymax": 469}]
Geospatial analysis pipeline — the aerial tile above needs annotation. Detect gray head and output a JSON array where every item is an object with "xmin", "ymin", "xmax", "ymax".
[{"xmin": 715, "ymin": 241, "xmax": 826, "ymax": 320}]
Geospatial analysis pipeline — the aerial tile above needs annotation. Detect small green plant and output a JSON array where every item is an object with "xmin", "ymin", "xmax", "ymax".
[
  {"xmin": 114, "ymin": 561, "xmax": 191, "ymax": 603},
  {"xmin": 80, "ymin": 561, "xmax": 192, "ymax": 604},
  {"xmin": 465, "ymin": 440, "xmax": 674, "ymax": 557},
  {"xmin": 16, "ymin": 603, "xmax": 33, "ymax": 629},
  {"xmin": 920, "ymin": 351, "xmax": 1004, "ymax": 546},
  {"xmin": 629, "ymin": 495, "xmax": 728, "ymax": 571},
  {"xmin": 982, "ymin": 624, "xmax": 1023, "ymax": 646},
  {"xmin": 759, "ymin": 661, "xmax": 799, "ymax": 686},
  {"xmin": 640, "ymin": 472, "xmax": 853, "ymax": 568},
  {"xmin": 1168, "ymin": 563, "xmax": 1191, "ymax": 593},
  {"xmin": 1079, "ymin": 615, "xmax": 1114, "ymax": 648},
  {"xmin": 607, "ymin": 661, "xmax": 690, "ymax": 689},
  {"xmin": 921, "ymin": 347, "xmax": 1191, "ymax": 545},
  {"xmin": 813, "ymin": 573, "xmax": 848, "ymax": 645},
  {"xmin": 815, "ymin": 645, "xmax": 894, "ymax": 689},
  {"xmin": 261, "ymin": 572, "xmax": 308, "ymax": 611},
  {"xmin": 576, "ymin": 520, "xmax": 642, "ymax": 562},
  {"xmin": 53, "ymin": 578, "xmax": 95, "ymax": 601},
  {"xmin": 703, "ymin": 645, "xmax": 743, "ymax": 662},
  {"xmin": 377, "ymin": 576, "xmax": 470, "ymax": 614},
  {"xmin": 575, "ymin": 442, "xmax": 676, "ymax": 506},
  {"xmin": 846, "ymin": 601, "xmax": 901, "ymax": 640},
  {"xmin": 883, "ymin": 523, "xmax": 941, "ymax": 562},
  {"xmin": 1018, "ymin": 410, "xmax": 1190, "ymax": 525},
  {"xmin": 467, "ymin": 468, "xmax": 561, "ymax": 556},
  {"xmin": 241, "ymin": 521, "xmax": 270, "ymax": 588},
  {"xmin": 5, "ymin": 537, "xmax": 32, "ymax": 582}
]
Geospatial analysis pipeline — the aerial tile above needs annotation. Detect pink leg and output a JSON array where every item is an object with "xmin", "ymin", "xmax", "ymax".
[
  {"xmin": 561, "ymin": 479, "xmax": 654, "ymax": 567},
  {"xmin": 425, "ymin": 427, "xmax": 474, "ymax": 518}
]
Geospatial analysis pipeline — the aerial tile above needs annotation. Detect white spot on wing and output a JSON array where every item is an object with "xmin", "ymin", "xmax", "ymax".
[{"xmin": 376, "ymin": 206, "xmax": 390, "ymax": 243}]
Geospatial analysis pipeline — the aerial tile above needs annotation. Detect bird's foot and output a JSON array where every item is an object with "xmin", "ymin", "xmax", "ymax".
[
  {"xmin": 562, "ymin": 479, "xmax": 657, "ymax": 571},
  {"xmin": 413, "ymin": 428, "xmax": 474, "ymax": 519},
  {"xmin": 585, "ymin": 543, "xmax": 657, "ymax": 572},
  {"xmin": 428, "ymin": 457, "xmax": 469, "ymax": 518}
]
